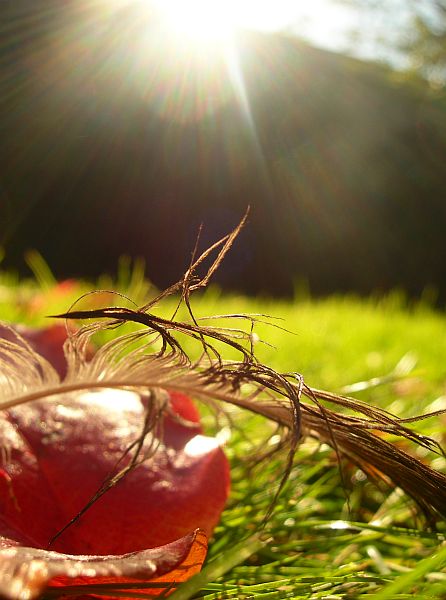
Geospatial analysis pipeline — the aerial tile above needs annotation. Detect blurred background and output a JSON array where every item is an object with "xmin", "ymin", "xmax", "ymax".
[{"xmin": 1, "ymin": 0, "xmax": 445, "ymax": 300}]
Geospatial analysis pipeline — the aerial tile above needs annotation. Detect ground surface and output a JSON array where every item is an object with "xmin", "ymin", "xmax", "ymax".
[{"xmin": 1, "ymin": 269, "xmax": 446, "ymax": 599}]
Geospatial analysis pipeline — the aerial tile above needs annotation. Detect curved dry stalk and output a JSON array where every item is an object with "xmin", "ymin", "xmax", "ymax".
[{"xmin": 1, "ymin": 213, "xmax": 446, "ymax": 526}]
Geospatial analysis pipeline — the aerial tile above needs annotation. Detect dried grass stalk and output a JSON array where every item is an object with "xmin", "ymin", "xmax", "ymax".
[{"xmin": 1, "ymin": 211, "xmax": 445, "ymax": 525}]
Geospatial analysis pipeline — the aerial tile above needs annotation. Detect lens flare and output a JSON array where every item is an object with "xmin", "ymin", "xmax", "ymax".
[
  {"xmin": 154, "ymin": 0, "xmax": 235, "ymax": 44},
  {"xmin": 152, "ymin": 0, "xmax": 302, "ymax": 47}
]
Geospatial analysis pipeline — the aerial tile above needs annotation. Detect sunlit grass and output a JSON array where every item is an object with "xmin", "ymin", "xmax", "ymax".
[{"xmin": 2, "ymin": 263, "xmax": 446, "ymax": 599}]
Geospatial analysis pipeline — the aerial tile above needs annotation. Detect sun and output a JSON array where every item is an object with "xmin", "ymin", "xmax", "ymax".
[
  {"xmin": 154, "ymin": 0, "xmax": 237, "ymax": 44},
  {"xmin": 152, "ymin": 0, "xmax": 298, "ymax": 47}
]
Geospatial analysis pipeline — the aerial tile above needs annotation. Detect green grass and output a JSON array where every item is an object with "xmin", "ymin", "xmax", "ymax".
[{"xmin": 1, "ymin": 268, "xmax": 446, "ymax": 598}]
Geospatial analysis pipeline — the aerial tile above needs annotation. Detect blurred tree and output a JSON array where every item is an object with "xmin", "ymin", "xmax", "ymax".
[
  {"xmin": 403, "ymin": 1, "xmax": 446, "ymax": 84},
  {"xmin": 339, "ymin": 0, "xmax": 446, "ymax": 85}
]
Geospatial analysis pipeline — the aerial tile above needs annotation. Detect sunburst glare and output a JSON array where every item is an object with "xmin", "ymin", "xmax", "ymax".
[
  {"xmin": 46, "ymin": 0, "xmax": 351, "ymax": 124},
  {"xmin": 153, "ymin": 0, "xmax": 235, "ymax": 44},
  {"xmin": 152, "ymin": 0, "xmax": 301, "ymax": 46}
]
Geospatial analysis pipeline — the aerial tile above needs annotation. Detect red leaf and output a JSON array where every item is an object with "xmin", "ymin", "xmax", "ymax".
[
  {"xmin": 0, "ymin": 324, "xmax": 229, "ymax": 598},
  {"xmin": 0, "ymin": 529, "xmax": 208, "ymax": 600}
]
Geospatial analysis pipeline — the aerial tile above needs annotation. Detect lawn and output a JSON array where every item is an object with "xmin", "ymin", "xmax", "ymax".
[{"xmin": 1, "ymin": 263, "xmax": 446, "ymax": 599}]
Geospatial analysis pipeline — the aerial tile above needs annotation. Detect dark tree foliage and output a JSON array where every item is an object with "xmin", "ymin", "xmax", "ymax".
[{"xmin": 1, "ymin": 1, "xmax": 446, "ymax": 300}]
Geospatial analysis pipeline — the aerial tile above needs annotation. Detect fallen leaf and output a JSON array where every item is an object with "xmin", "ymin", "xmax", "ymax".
[
  {"xmin": 0, "ymin": 529, "xmax": 207, "ymax": 600},
  {"xmin": 0, "ymin": 324, "xmax": 229, "ymax": 598},
  {"xmin": 3, "ymin": 388, "xmax": 229, "ymax": 554}
]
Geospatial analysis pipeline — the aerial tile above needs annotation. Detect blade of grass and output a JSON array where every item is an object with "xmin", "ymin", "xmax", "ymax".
[
  {"xmin": 369, "ymin": 542, "xmax": 446, "ymax": 600},
  {"xmin": 24, "ymin": 250, "xmax": 56, "ymax": 289}
]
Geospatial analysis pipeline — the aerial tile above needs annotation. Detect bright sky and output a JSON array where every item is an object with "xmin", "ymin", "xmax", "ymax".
[
  {"xmin": 153, "ymin": 0, "xmax": 358, "ymax": 46},
  {"xmin": 150, "ymin": 0, "xmax": 409, "ymax": 64}
]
